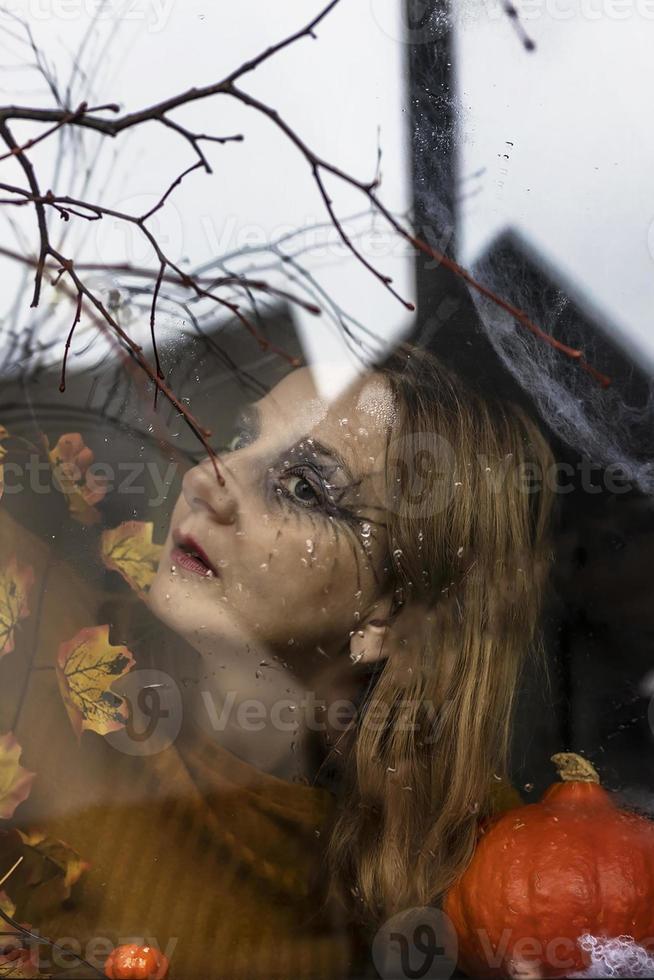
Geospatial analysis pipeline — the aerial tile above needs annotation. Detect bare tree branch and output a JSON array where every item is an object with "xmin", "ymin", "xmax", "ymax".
[{"xmin": 0, "ymin": 0, "xmax": 611, "ymax": 486}]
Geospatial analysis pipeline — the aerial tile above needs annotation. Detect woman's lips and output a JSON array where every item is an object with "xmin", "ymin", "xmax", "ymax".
[
  {"xmin": 170, "ymin": 530, "xmax": 219, "ymax": 578},
  {"xmin": 170, "ymin": 546, "xmax": 216, "ymax": 578}
]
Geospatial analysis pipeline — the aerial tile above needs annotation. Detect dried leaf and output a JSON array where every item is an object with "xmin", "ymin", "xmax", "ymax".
[
  {"xmin": 0, "ymin": 828, "xmax": 87, "ymax": 929},
  {"xmin": 0, "ymin": 427, "xmax": 9, "ymax": 505},
  {"xmin": 56, "ymin": 625, "xmax": 135, "ymax": 739},
  {"xmin": 0, "ymin": 829, "xmax": 23, "ymax": 881},
  {"xmin": 101, "ymin": 521, "xmax": 163, "ymax": 598},
  {"xmin": 16, "ymin": 831, "xmax": 89, "ymax": 899},
  {"xmin": 47, "ymin": 432, "xmax": 108, "ymax": 527},
  {"xmin": 0, "ymin": 734, "xmax": 35, "ymax": 821},
  {"xmin": 0, "ymin": 949, "xmax": 45, "ymax": 979},
  {"xmin": 0, "ymin": 558, "xmax": 35, "ymax": 659},
  {"xmin": 0, "ymin": 891, "xmax": 15, "ymax": 919}
]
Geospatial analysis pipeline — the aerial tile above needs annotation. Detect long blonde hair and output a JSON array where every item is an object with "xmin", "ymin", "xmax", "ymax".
[{"xmin": 324, "ymin": 341, "xmax": 558, "ymax": 928}]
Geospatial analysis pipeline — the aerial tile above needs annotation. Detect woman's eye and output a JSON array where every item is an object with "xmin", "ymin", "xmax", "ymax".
[
  {"xmin": 279, "ymin": 472, "xmax": 322, "ymax": 507},
  {"xmin": 221, "ymin": 427, "xmax": 252, "ymax": 453},
  {"xmin": 227, "ymin": 433, "xmax": 247, "ymax": 452}
]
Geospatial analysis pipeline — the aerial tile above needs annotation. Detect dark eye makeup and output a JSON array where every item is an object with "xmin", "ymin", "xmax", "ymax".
[{"xmin": 216, "ymin": 409, "xmax": 366, "ymax": 525}]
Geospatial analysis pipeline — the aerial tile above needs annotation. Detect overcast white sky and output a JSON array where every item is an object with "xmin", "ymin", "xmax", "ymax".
[{"xmin": 456, "ymin": 0, "xmax": 654, "ymax": 369}]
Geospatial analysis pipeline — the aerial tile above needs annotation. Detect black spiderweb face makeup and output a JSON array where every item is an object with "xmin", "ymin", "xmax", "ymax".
[{"xmin": 148, "ymin": 366, "xmax": 394, "ymax": 656}]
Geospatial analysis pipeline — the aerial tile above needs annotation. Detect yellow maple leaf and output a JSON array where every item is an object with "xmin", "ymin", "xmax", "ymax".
[
  {"xmin": 47, "ymin": 432, "xmax": 108, "ymax": 527},
  {"xmin": 56, "ymin": 624, "xmax": 135, "ymax": 740},
  {"xmin": 0, "ymin": 733, "xmax": 35, "ymax": 821},
  {"xmin": 0, "ymin": 557, "xmax": 35, "ymax": 659},
  {"xmin": 100, "ymin": 521, "xmax": 163, "ymax": 598}
]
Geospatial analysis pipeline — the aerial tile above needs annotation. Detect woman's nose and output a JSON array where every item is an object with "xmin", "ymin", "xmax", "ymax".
[{"xmin": 181, "ymin": 456, "xmax": 238, "ymax": 525}]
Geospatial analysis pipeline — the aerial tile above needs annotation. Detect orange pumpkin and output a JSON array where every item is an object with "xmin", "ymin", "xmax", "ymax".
[
  {"xmin": 444, "ymin": 753, "xmax": 654, "ymax": 978},
  {"xmin": 104, "ymin": 943, "xmax": 169, "ymax": 980}
]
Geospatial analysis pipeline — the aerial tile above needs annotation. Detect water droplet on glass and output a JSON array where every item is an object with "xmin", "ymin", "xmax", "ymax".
[
  {"xmin": 393, "ymin": 548, "xmax": 403, "ymax": 560},
  {"xmin": 339, "ymin": 418, "xmax": 349, "ymax": 427},
  {"xmin": 524, "ymin": 783, "xmax": 534, "ymax": 793},
  {"xmin": 457, "ymin": 546, "xmax": 464, "ymax": 557},
  {"xmin": 306, "ymin": 539, "xmax": 314, "ymax": 554},
  {"xmin": 260, "ymin": 562, "xmax": 268, "ymax": 571},
  {"xmin": 361, "ymin": 523, "xmax": 371, "ymax": 539},
  {"xmin": 218, "ymin": 559, "xmax": 229, "ymax": 568}
]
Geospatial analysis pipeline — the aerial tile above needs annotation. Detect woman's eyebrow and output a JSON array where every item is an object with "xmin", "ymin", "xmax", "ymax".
[
  {"xmin": 302, "ymin": 438, "xmax": 357, "ymax": 483},
  {"xmin": 238, "ymin": 403, "xmax": 262, "ymax": 436},
  {"xmin": 247, "ymin": 401, "xmax": 357, "ymax": 482}
]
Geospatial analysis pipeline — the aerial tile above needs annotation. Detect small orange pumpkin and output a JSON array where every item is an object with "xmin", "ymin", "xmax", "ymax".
[
  {"xmin": 444, "ymin": 753, "xmax": 654, "ymax": 978},
  {"xmin": 104, "ymin": 943, "xmax": 169, "ymax": 980}
]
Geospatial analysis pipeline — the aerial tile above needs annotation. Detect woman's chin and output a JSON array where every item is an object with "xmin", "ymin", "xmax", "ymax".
[
  {"xmin": 144, "ymin": 573, "xmax": 176, "ymax": 625},
  {"xmin": 145, "ymin": 573, "xmax": 250, "ymax": 650}
]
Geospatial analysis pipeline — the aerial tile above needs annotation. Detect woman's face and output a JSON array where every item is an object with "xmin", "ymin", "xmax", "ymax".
[{"xmin": 147, "ymin": 366, "xmax": 395, "ymax": 666}]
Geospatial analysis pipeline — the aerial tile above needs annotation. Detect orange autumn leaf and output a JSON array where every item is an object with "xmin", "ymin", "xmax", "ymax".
[
  {"xmin": 0, "ymin": 558, "xmax": 35, "ymax": 659},
  {"xmin": 101, "ymin": 521, "xmax": 163, "ymax": 598},
  {"xmin": 0, "ymin": 733, "xmax": 35, "ymax": 820},
  {"xmin": 56, "ymin": 625, "xmax": 135, "ymax": 740},
  {"xmin": 47, "ymin": 431, "xmax": 108, "ymax": 526}
]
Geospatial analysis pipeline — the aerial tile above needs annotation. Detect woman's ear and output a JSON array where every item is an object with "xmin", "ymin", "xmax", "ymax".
[
  {"xmin": 349, "ymin": 595, "xmax": 438, "ymax": 665},
  {"xmin": 349, "ymin": 622, "xmax": 388, "ymax": 665},
  {"xmin": 349, "ymin": 596, "xmax": 441, "ymax": 666},
  {"xmin": 348, "ymin": 595, "xmax": 394, "ymax": 665}
]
